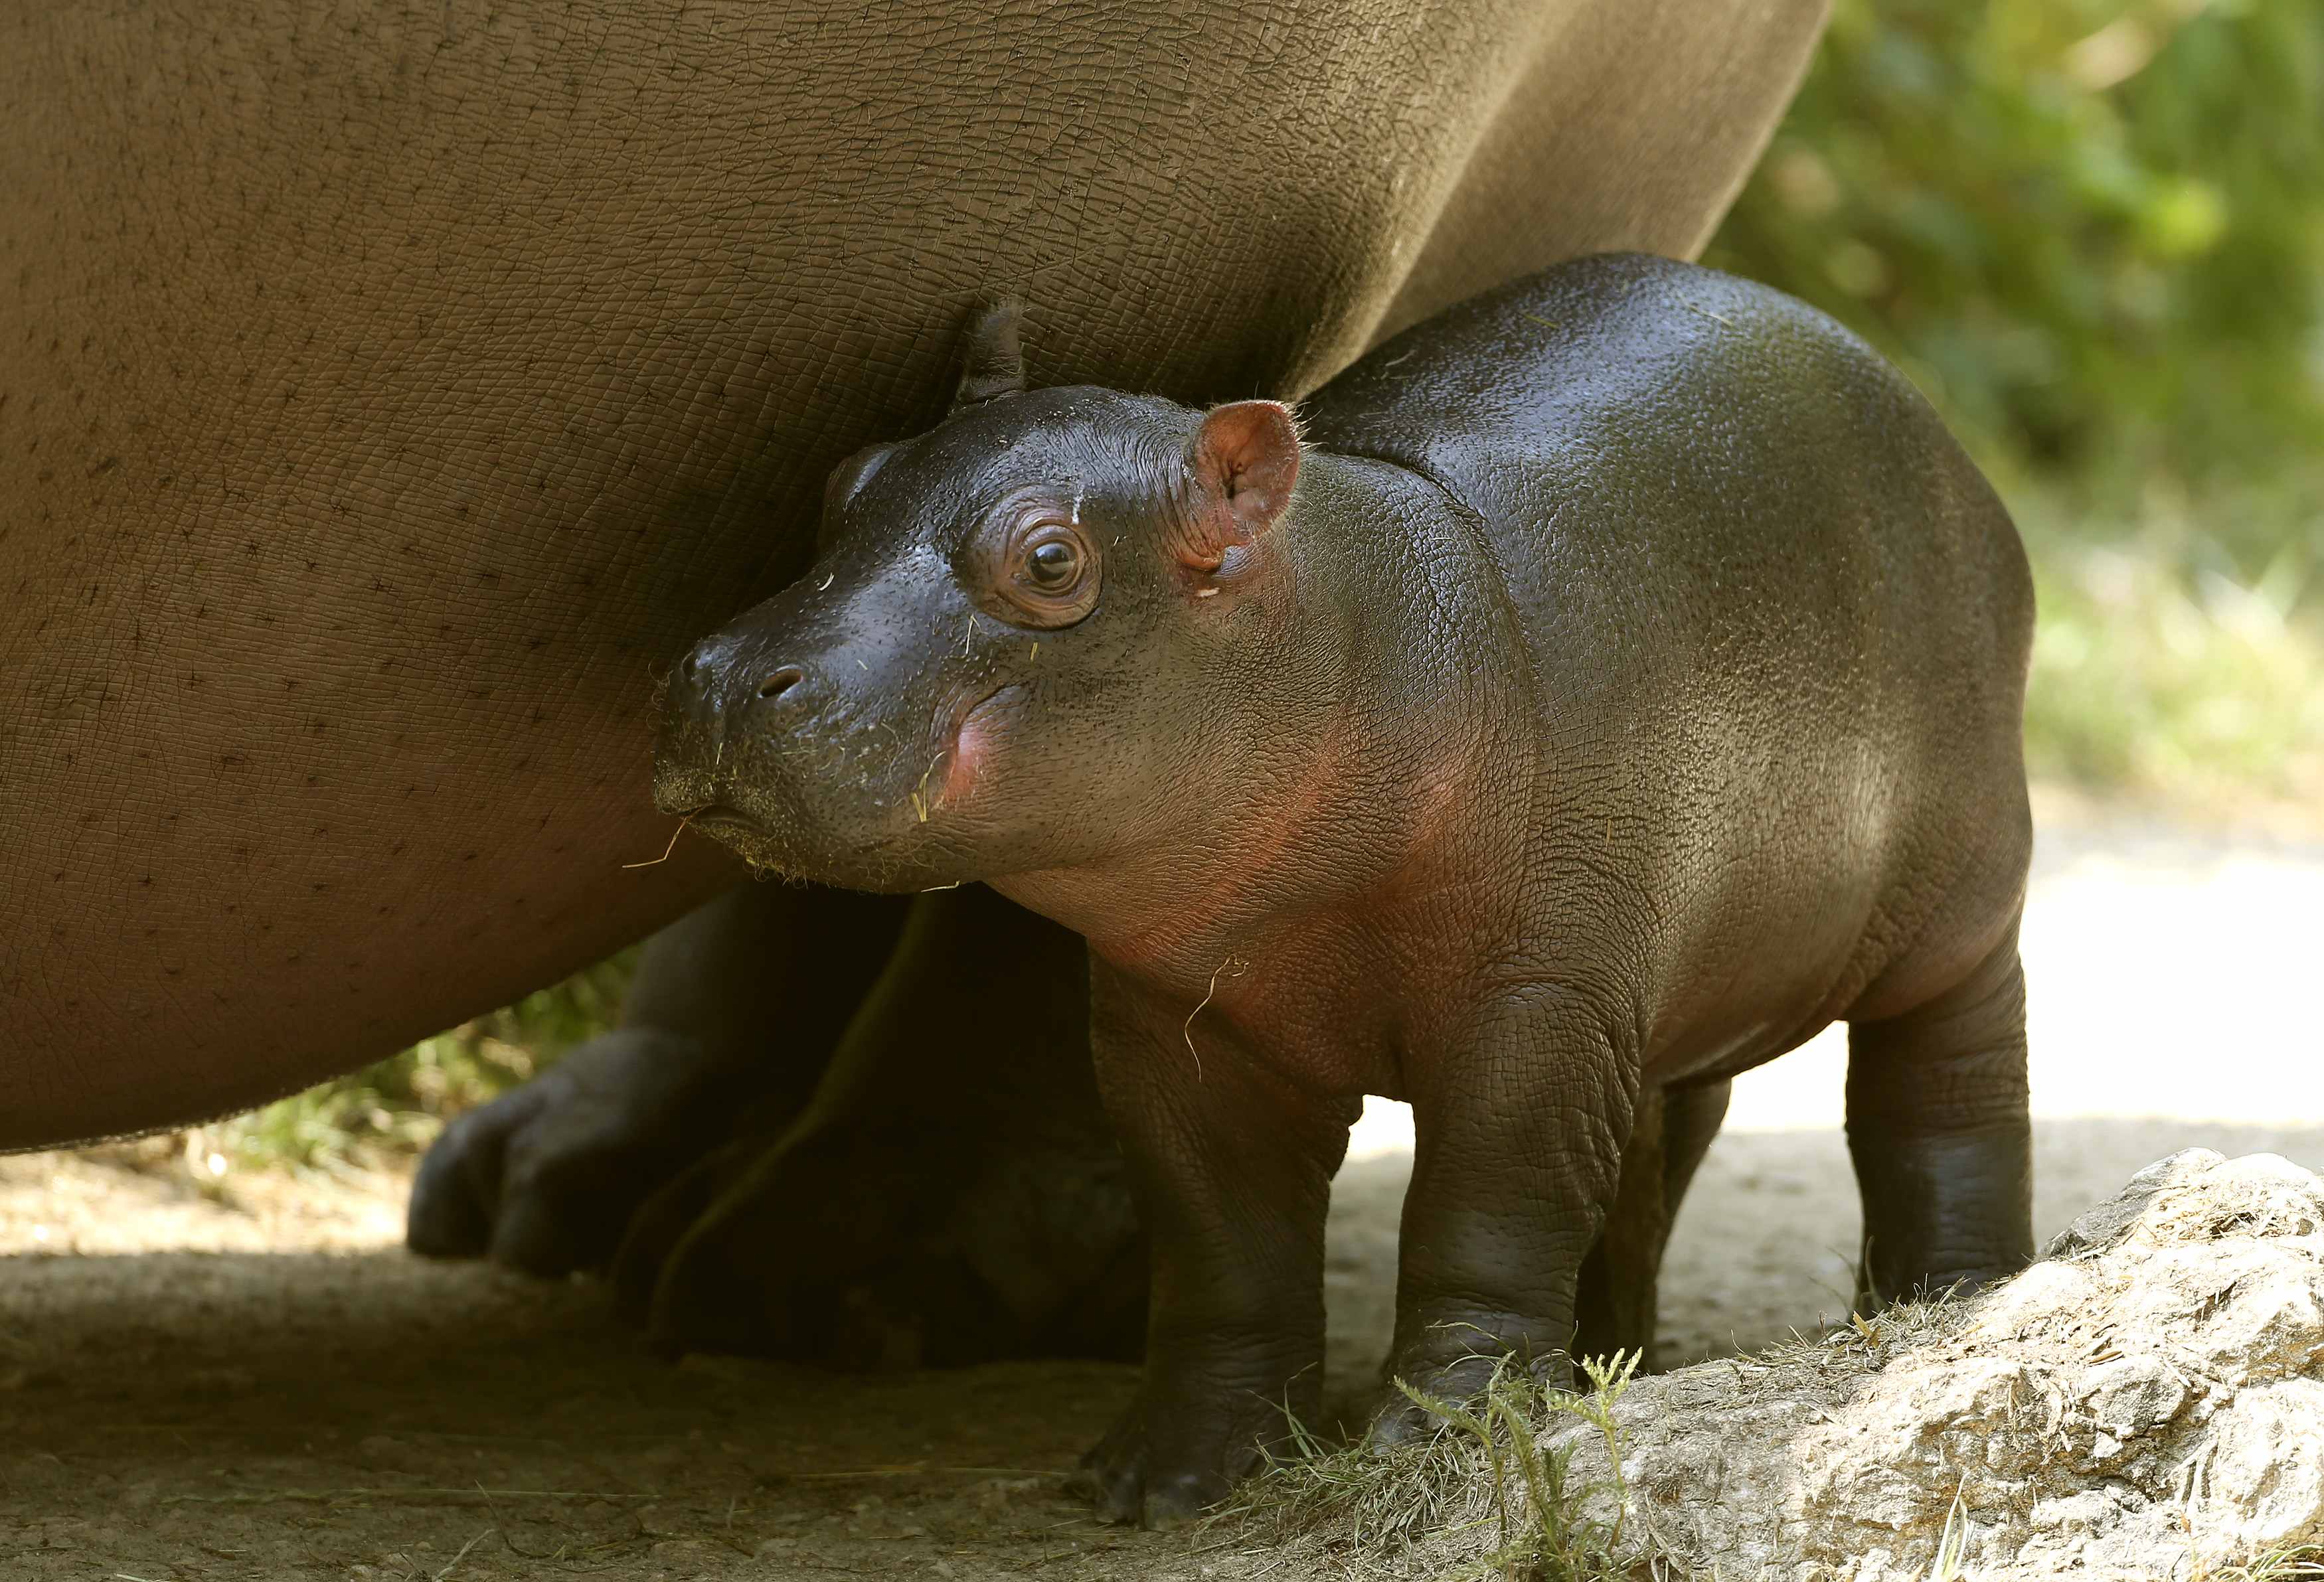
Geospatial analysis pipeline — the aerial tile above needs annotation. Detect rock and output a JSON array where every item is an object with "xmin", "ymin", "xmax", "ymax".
[
  {"xmin": 2077, "ymin": 1354, "xmax": 2186, "ymax": 1441},
  {"xmin": 1560, "ymin": 1149, "xmax": 2324, "ymax": 1579},
  {"xmin": 2042, "ymin": 1148, "xmax": 2226, "ymax": 1259},
  {"xmin": 1240, "ymin": 1149, "xmax": 2324, "ymax": 1580}
]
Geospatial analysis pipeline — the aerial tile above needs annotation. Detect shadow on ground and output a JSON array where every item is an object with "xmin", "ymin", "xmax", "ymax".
[{"xmin": 1, "ymin": 1246, "xmax": 1158, "ymax": 1579}]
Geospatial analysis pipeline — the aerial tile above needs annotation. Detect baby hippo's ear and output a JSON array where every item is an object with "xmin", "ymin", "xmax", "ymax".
[
  {"xmin": 1179, "ymin": 400, "xmax": 1301, "ymax": 570},
  {"xmin": 952, "ymin": 295, "xmax": 1028, "ymax": 412}
]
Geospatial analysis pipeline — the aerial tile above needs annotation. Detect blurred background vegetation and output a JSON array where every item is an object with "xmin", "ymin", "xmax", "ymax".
[
  {"xmin": 1706, "ymin": 0, "xmax": 2324, "ymax": 803},
  {"xmin": 195, "ymin": 0, "xmax": 2324, "ymax": 1172}
]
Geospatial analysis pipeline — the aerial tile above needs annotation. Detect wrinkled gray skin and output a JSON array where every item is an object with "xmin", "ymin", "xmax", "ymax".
[{"xmin": 661, "ymin": 257, "xmax": 2037, "ymax": 1526}]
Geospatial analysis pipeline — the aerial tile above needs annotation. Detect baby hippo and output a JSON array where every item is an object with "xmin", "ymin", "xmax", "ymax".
[{"xmin": 655, "ymin": 254, "xmax": 2037, "ymax": 1526}]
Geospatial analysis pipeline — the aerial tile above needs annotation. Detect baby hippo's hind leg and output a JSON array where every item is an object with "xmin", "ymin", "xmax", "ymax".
[
  {"xmin": 1569, "ymin": 1078, "xmax": 1730, "ymax": 1370},
  {"xmin": 1844, "ymin": 926, "xmax": 2034, "ymax": 1308}
]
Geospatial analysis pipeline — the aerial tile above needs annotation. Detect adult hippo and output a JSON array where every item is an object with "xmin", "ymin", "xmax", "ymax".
[{"xmin": 2, "ymin": 0, "xmax": 1821, "ymax": 1363}]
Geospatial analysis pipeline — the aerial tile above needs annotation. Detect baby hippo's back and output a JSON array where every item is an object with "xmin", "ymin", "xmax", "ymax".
[{"xmin": 1303, "ymin": 254, "xmax": 2034, "ymax": 1071}]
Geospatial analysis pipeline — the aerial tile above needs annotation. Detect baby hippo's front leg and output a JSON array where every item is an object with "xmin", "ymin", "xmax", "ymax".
[
  {"xmin": 1072, "ymin": 966, "xmax": 1357, "ymax": 1528},
  {"xmin": 1375, "ymin": 985, "xmax": 1633, "ymax": 1433}
]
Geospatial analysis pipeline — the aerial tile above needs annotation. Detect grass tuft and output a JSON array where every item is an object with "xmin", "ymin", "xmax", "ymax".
[
  {"xmin": 1924, "ymin": 1483, "xmax": 1971, "ymax": 1582},
  {"xmin": 2198, "ymin": 1545, "xmax": 2324, "ymax": 1582},
  {"xmin": 1216, "ymin": 1352, "xmax": 1673, "ymax": 1582}
]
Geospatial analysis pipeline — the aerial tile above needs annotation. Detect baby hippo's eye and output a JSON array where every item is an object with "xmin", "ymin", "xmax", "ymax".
[
  {"xmin": 987, "ymin": 514, "xmax": 1101, "ymax": 629},
  {"xmin": 1026, "ymin": 538, "xmax": 1081, "ymax": 588}
]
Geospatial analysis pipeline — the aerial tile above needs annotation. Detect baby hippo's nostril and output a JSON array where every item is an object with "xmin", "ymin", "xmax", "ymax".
[{"xmin": 757, "ymin": 665, "xmax": 805, "ymax": 701}]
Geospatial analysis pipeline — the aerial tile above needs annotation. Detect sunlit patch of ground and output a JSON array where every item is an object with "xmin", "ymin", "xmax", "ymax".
[{"xmin": 0, "ymin": 1139, "xmax": 408, "ymax": 1258}]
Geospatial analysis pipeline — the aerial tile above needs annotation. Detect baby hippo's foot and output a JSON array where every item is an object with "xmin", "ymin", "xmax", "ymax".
[
  {"xmin": 408, "ymin": 1028, "xmax": 750, "ymax": 1275},
  {"xmin": 1067, "ymin": 1354, "xmax": 1317, "ymax": 1528},
  {"xmin": 1363, "ymin": 1081, "xmax": 1720, "ymax": 1448},
  {"xmin": 1365, "ymin": 1336, "xmax": 1570, "ymax": 1452}
]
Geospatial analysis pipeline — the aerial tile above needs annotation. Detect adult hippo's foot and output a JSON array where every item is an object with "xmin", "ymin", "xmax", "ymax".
[{"xmin": 407, "ymin": 1026, "xmax": 732, "ymax": 1275}]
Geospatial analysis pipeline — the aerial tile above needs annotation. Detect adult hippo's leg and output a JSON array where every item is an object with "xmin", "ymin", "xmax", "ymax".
[
  {"xmin": 2, "ymin": 0, "xmax": 1827, "ymax": 1149},
  {"xmin": 611, "ymin": 884, "xmax": 1149, "ymax": 1369},
  {"xmin": 406, "ymin": 881, "xmax": 904, "ymax": 1274},
  {"xmin": 410, "ymin": 877, "xmax": 1149, "ymax": 1369}
]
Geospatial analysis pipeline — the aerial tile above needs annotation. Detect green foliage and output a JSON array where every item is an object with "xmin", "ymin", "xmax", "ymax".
[
  {"xmin": 2020, "ymin": 495, "xmax": 2324, "ymax": 801},
  {"xmin": 1393, "ymin": 1352, "xmax": 1644, "ymax": 1581},
  {"xmin": 1706, "ymin": 0, "xmax": 2324, "ymax": 516},
  {"xmin": 1707, "ymin": 0, "xmax": 2324, "ymax": 806}
]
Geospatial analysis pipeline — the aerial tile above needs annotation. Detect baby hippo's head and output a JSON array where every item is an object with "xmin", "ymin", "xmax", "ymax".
[{"xmin": 654, "ymin": 300, "xmax": 1304, "ymax": 893}]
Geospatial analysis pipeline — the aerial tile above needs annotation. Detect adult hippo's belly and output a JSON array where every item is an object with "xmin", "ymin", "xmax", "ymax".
[{"xmin": 1, "ymin": 3, "xmax": 1824, "ymax": 1142}]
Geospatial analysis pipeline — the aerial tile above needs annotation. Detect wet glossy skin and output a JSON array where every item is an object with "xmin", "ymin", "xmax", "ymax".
[{"xmin": 664, "ymin": 256, "xmax": 2040, "ymax": 1525}]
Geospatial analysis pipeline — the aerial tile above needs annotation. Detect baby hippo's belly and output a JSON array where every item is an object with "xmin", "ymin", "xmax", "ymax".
[{"xmin": 1576, "ymin": 718, "xmax": 2032, "ymax": 1093}]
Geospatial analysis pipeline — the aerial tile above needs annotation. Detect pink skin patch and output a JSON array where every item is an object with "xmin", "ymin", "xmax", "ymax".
[{"xmin": 942, "ymin": 686, "xmax": 1015, "ymax": 808}]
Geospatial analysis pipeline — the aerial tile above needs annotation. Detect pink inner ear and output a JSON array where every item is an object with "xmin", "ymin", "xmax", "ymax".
[{"xmin": 1186, "ymin": 401, "xmax": 1300, "ymax": 567}]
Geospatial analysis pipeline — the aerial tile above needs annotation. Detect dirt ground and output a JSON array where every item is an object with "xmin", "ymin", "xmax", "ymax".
[{"xmin": 5, "ymin": 797, "xmax": 2321, "ymax": 1581}]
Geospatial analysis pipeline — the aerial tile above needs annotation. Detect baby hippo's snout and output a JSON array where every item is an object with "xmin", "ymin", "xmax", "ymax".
[
  {"xmin": 653, "ymin": 629, "xmax": 843, "ymax": 831},
  {"xmin": 650, "ymin": 588, "xmax": 975, "ymax": 891},
  {"xmin": 667, "ymin": 634, "xmax": 821, "ymax": 746}
]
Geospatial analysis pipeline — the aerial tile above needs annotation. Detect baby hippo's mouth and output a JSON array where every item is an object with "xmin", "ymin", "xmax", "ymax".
[
  {"xmin": 645, "ymin": 674, "xmax": 1027, "ymax": 891},
  {"xmin": 684, "ymin": 803, "xmax": 768, "ymax": 840}
]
